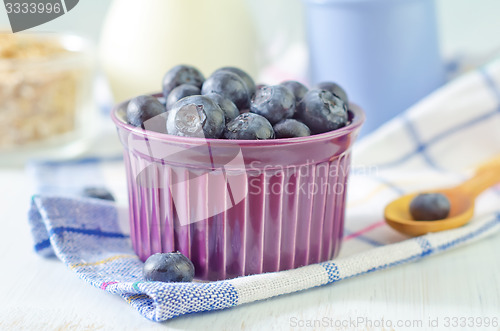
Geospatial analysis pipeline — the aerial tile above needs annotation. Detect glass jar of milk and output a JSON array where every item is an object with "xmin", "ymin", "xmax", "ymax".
[{"xmin": 100, "ymin": 0, "xmax": 258, "ymax": 102}]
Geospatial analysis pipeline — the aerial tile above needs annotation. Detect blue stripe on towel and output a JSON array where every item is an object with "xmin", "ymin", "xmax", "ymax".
[{"xmin": 50, "ymin": 226, "xmax": 129, "ymax": 239}]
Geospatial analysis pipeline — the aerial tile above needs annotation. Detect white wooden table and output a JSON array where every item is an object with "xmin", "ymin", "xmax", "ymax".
[{"xmin": 1, "ymin": 168, "xmax": 499, "ymax": 331}]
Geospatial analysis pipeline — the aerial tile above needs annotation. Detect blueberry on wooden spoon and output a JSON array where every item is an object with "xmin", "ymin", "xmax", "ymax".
[{"xmin": 409, "ymin": 193, "xmax": 451, "ymax": 221}]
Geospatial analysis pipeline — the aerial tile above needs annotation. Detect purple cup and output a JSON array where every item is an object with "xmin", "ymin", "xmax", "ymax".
[{"xmin": 112, "ymin": 96, "xmax": 364, "ymax": 281}]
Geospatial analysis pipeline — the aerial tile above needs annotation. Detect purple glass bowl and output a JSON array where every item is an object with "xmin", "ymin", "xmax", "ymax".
[{"xmin": 111, "ymin": 96, "xmax": 364, "ymax": 281}]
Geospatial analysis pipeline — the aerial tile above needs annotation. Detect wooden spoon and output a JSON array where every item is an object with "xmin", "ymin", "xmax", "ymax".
[{"xmin": 384, "ymin": 155, "xmax": 500, "ymax": 236}]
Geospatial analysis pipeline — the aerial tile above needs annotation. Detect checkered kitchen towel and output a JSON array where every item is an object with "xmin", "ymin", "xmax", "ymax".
[{"xmin": 28, "ymin": 58, "xmax": 500, "ymax": 322}]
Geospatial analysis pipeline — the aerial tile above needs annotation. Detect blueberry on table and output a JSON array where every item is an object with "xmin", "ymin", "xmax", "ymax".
[
  {"xmin": 126, "ymin": 95, "xmax": 166, "ymax": 127},
  {"xmin": 281, "ymin": 80, "xmax": 308, "ymax": 103},
  {"xmin": 214, "ymin": 67, "xmax": 256, "ymax": 97},
  {"xmin": 273, "ymin": 119, "xmax": 311, "ymax": 138},
  {"xmin": 201, "ymin": 70, "xmax": 251, "ymax": 110},
  {"xmin": 409, "ymin": 193, "xmax": 451, "ymax": 221},
  {"xmin": 205, "ymin": 92, "xmax": 239, "ymax": 124},
  {"xmin": 82, "ymin": 187, "xmax": 115, "ymax": 201},
  {"xmin": 143, "ymin": 252, "xmax": 195, "ymax": 282},
  {"xmin": 295, "ymin": 90, "xmax": 348, "ymax": 134},
  {"xmin": 162, "ymin": 65, "xmax": 205, "ymax": 99},
  {"xmin": 315, "ymin": 81, "xmax": 349, "ymax": 105},
  {"xmin": 224, "ymin": 113, "xmax": 275, "ymax": 140},
  {"xmin": 167, "ymin": 95, "xmax": 225, "ymax": 138},
  {"xmin": 165, "ymin": 84, "xmax": 201, "ymax": 110},
  {"xmin": 250, "ymin": 85, "xmax": 296, "ymax": 125}
]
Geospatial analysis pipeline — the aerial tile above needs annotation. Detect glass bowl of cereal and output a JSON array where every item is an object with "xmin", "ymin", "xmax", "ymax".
[{"xmin": 0, "ymin": 32, "xmax": 95, "ymax": 165}]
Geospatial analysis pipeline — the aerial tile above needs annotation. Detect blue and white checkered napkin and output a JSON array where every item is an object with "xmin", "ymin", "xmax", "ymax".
[{"xmin": 28, "ymin": 59, "xmax": 500, "ymax": 322}]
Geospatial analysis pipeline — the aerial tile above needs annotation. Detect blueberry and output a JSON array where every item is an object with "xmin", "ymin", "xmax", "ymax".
[
  {"xmin": 281, "ymin": 80, "xmax": 308, "ymax": 103},
  {"xmin": 166, "ymin": 84, "xmax": 201, "ymax": 110},
  {"xmin": 273, "ymin": 119, "xmax": 311, "ymax": 138},
  {"xmin": 409, "ymin": 193, "xmax": 451, "ymax": 221},
  {"xmin": 126, "ymin": 95, "xmax": 166, "ymax": 127},
  {"xmin": 214, "ymin": 67, "xmax": 256, "ymax": 97},
  {"xmin": 82, "ymin": 187, "xmax": 115, "ymax": 201},
  {"xmin": 167, "ymin": 95, "xmax": 225, "ymax": 138},
  {"xmin": 250, "ymin": 85, "xmax": 295, "ymax": 125},
  {"xmin": 205, "ymin": 92, "xmax": 239, "ymax": 124},
  {"xmin": 253, "ymin": 84, "xmax": 267, "ymax": 103},
  {"xmin": 157, "ymin": 97, "xmax": 166, "ymax": 107},
  {"xmin": 315, "ymin": 82, "xmax": 349, "ymax": 104},
  {"xmin": 162, "ymin": 65, "xmax": 205, "ymax": 99},
  {"xmin": 201, "ymin": 71, "xmax": 250, "ymax": 110},
  {"xmin": 255, "ymin": 84, "xmax": 267, "ymax": 92},
  {"xmin": 143, "ymin": 252, "xmax": 195, "ymax": 282},
  {"xmin": 296, "ymin": 90, "xmax": 348, "ymax": 134},
  {"xmin": 224, "ymin": 113, "xmax": 275, "ymax": 140}
]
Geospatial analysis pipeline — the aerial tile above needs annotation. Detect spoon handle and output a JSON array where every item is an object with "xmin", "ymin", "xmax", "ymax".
[{"xmin": 459, "ymin": 155, "xmax": 500, "ymax": 197}]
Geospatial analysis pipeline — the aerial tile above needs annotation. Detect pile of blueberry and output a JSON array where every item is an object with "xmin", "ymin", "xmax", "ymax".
[{"xmin": 126, "ymin": 65, "xmax": 351, "ymax": 140}]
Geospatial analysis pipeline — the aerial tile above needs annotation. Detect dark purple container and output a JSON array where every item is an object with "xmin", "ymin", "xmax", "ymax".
[{"xmin": 112, "ymin": 97, "xmax": 364, "ymax": 281}]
